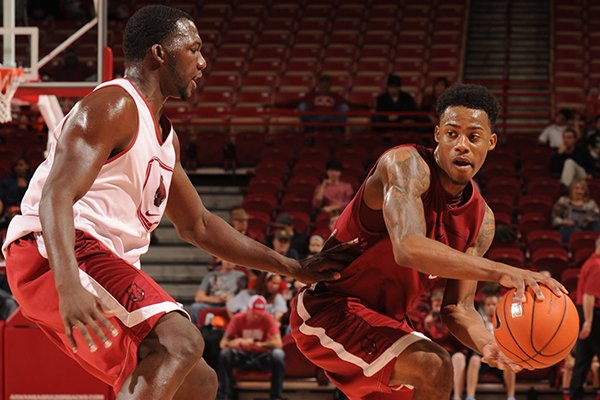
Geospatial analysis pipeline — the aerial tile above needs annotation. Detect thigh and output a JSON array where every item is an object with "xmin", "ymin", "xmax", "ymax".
[
  {"xmin": 5, "ymin": 231, "xmax": 187, "ymax": 392},
  {"xmin": 291, "ymin": 290, "xmax": 426, "ymax": 399}
]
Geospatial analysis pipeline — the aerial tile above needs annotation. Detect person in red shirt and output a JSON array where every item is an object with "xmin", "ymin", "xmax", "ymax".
[
  {"xmin": 217, "ymin": 295, "xmax": 284, "ymax": 400},
  {"xmin": 290, "ymin": 84, "xmax": 566, "ymax": 399},
  {"xmin": 312, "ymin": 160, "xmax": 355, "ymax": 214},
  {"xmin": 569, "ymin": 235, "xmax": 600, "ymax": 400}
]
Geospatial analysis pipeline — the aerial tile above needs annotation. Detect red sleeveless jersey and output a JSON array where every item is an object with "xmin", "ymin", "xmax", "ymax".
[{"xmin": 320, "ymin": 144, "xmax": 487, "ymax": 321}]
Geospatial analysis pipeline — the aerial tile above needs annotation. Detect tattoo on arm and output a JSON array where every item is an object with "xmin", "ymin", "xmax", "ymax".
[
  {"xmin": 380, "ymin": 148, "xmax": 431, "ymax": 242},
  {"xmin": 469, "ymin": 205, "xmax": 495, "ymax": 257}
]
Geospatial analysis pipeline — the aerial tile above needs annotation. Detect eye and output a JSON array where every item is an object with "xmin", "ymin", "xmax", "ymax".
[{"xmin": 447, "ymin": 130, "xmax": 457, "ymax": 137}]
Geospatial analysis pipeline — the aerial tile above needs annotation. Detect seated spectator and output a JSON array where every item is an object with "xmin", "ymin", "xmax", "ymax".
[
  {"xmin": 229, "ymin": 206, "xmax": 264, "ymax": 243},
  {"xmin": 274, "ymin": 75, "xmax": 362, "ymax": 133},
  {"xmin": 466, "ymin": 289, "xmax": 516, "ymax": 400},
  {"xmin": 307, "ymin": 234, "xmax": 325, "ymax": 256},
  {"xmin": 312, "ymin": 160, "xmax": 355, "ymax": 214},
  {"xmin": 552, "ymin": 178, "xmax": 600, "ymax": 243},
  {"xmin": 539, "ymin": 108, "xmax": 573, "ymax": 148},
  {"xmin": 270, "ymin": 213, "xmax": 307, "ymax": 257},
  {"xmin": 1, "ymin": 157, "xmax": 32, "ymax": 209},
  {"xmin": 217, "ymin": 295, "xmax": 285, "ymax": 400},
  {"xmin": 188, "ymin": 258, "xmax": 247, "ymax": 325},
  {"xmin": 551, "ymin": 128, "xmax": 594, "ymax": 187},
  {"xmin": 371, "ymin": 73, "xmax": 418, "ymax": 131},
  {"xmin": 424, "ymin": 289, "xmax": 468, "ymax": 400},
  {"xmin": 271, "ymin": 228, "xmax": 299, "ymax": 259},
  {"xmin": 420, "ymin": 77, "xmax": 450, "ymax": 120},
  {"xmin": 227, "ymin": 272, "xmax": 288, "ymax": 326},
  {"xmin": 586, "ymin": 114, "xmax": 600, "ymax": 161}
]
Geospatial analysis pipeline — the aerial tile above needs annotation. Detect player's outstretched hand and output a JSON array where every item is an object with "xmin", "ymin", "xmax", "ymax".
[
  {"xmin": 290, "ymin": 232, "xmax": 359, "ymax": 284},
  {"xmin": 481, "ymin": 342, "xmax": 525, "ymax": 372},
  {"xmin": 497, "ymin": 266, "xmax": 567, "ymax": 303},
  {"xmin": 58, "ymin": 285, "xmax": 119, "ymax": 353}
]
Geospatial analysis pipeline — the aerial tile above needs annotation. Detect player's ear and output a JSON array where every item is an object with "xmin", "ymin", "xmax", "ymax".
[
  {"xmin": 488, "ymin": 132, "xmax": 497, "ymax": 150},
  {"xmin": 151, "ymin": 44, "xmax": 166, "ymax": 64},
  {"xmin": 434, "ymin": 125, "xmax": 440, "ymax": 143}
]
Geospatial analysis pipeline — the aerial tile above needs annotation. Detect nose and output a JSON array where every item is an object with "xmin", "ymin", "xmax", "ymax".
[
  {"xmin": 197, "ymin": 52, "xmax": 207, "ymax": 70},
  {"xmin": 454, "ymin": 134, "xmax": 469, "ymax": 153}
]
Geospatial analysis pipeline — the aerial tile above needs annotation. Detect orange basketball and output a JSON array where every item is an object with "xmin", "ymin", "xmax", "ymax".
[{"xmin": 493, "ymin": 285, "xmax": 579, "ymax": 369}]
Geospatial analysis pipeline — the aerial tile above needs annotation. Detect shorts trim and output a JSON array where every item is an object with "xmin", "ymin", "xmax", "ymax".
[
  {"xmin": 79, "ymin": 266, "xmax": 188, "ymax": 327},
  {"xmin": 296, "ymin": 290, "xmax": 428, "ymax": 377}
]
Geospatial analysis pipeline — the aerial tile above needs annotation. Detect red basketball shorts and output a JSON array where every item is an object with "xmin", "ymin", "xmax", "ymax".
[
  {"xmin": 4, "ymin": 230, "xmax": 187, "ymax": 393},
  {"xmin": 291, "ymin": 288, "xmax": 428, "ymax": 400}
]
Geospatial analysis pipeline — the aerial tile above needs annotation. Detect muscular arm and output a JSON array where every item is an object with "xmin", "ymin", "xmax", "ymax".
[
  {"xmin": 370, "ymin": 147, "xmax": 504, "ymax": 282},
  {"xmin": 441, "ymin": 206, "xmax": 497, "ymax": 353},
  {"xmin": 165, "ymin": 137, "xmax": 296, "ymax": 277},
  {"xmin": 39, "ymin": 87, "xmax": 136, "ymax": 349}
]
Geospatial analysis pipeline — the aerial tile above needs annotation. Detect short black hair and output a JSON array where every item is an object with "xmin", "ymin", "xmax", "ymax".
[
  {"xmin": 123, "ymin": 5, "xmax": 193, "ymax": 62},
  {"xmin": 326, "ymin": 160, "xmax": 342, "ymax": 171},
  {"xmin": 558, "ymin": 108, "xmax": 573, "ymax": 120},
  {"xmin": 436, "ymin": 84, "xmax": 500, "ymax": 128}
]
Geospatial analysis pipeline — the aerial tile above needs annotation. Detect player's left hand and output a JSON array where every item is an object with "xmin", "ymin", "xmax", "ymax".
[
  {"xmin": 481, "ymin": 342, "xmax": 525, "ymax": 372},
  {"xmin": 289, "ymin": 233, "xmax": 360, "ymax": 284}
]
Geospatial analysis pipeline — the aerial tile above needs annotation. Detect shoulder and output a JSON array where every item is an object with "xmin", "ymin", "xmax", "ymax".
[{"xmin": 377, "ymin": 146, "xmax": 430, "ymax": 176}]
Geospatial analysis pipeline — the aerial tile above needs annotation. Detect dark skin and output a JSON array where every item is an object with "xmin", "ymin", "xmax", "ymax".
[
  {"xmin": 38, "ymin": 18, "xmax": 353, "ymax": 399},
  {"xmin": 356, "ymin": 105, "xmax": 567, "ymax": 399}
]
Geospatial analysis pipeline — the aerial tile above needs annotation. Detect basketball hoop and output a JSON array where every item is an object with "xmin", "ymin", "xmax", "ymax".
[{"xmin": 0, "ymin": 67, "xmax": 24, "ymax": 123}]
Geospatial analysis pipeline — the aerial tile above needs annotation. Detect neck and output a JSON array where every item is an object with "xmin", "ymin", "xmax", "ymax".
[{"xmin": 124, "ymin": 64, "xmax": 167, "ymax": 120}]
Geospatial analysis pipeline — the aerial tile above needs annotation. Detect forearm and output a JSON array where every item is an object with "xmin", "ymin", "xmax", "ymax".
[
  {"xmin": 442, "ymin": 304, "xmax": 494, "ymax": 353},
  {"xmin": 583, "ymin": 294, "xmax": 595, "ymax": 324},
  {"xmin": 395, "ymin": 235, "xmax": 504, "ymax": 282},
  {"xmin": 39, "ymin": 191, "xmax": 81, "ymax": 293},
  {"xmin": 180, "ymin": 212, "xmax": 293, "ymax": 275}
]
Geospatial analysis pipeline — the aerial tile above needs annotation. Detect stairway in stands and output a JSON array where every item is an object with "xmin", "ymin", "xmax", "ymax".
[
  {"xmin": 463, "ymin": 0, "xmax": 552, "ymax": 134},
  {"xmin": 140, "ymin": 183, "xmax": 244, "ymax": 305}
]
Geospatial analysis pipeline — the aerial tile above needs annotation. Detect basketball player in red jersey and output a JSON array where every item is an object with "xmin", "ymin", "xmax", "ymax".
[
  {"xmin": 1, "ymin": 6, "xmax": 351, "ymax": 399},
  {"xmin": 290, "ymin": 84, "xmax": 567, "ymax": 400}
]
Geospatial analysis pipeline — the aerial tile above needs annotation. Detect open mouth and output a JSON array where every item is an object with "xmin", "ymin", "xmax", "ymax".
[{"xmin": 453, "ymin": 159, "xmax": 472, "ymax": 169}]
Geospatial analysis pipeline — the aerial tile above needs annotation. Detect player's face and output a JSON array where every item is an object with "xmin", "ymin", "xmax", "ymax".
[
  {"xmin": 161, "ymin": 19, "xmax": 206, "ymax": 100},
  {"xmin": 434, "ymin": 106, "xmax": 497, "ymax": 189}
]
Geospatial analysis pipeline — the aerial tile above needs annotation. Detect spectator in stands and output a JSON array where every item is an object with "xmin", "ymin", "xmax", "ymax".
[
  {"xmin": 308, "ymin": 234, "xmax": 325, "ymax": 256},
  {"xmin": 217, "ymin": 295, "xmax": 285, "ymax": 400},
  {"xmin": 420, "ymin": 77, "xmax": 451, "ymax": 119},
  {"xmin": 312, "ymin": 160, "xmax": 355, "ymax": 214},
  {"xmin": 274, "ymin": 75, "xmax": 355, "ymax": 133},
  {"xmin": 0, "ymin": 269, "xmax": 17, "ymax": 320},
  {"xmin": 424, "ymin": 289, "xmax": 468, "ymax": 400},
  {"xmin": 230, "ymin": 206, "xmax": 264, "ymax": 243},
  {"xmin": 465, "ymin": 289, "xmax": 516, "ymax": 400},
  {"xmin": 539, "ymin": 108, "xmax": 573, "ymax": 148},
  {"xmin": 270, "ymin": 213, "xmax": 307, "ymax": 257},
  {"xmin": 372, "ymin": 73, "xmax": 418, "ymax": 131},
  {"xmin": 227, "ymin": 272, "xmax": 288, "ymax": 326},
  {"xmin": 48, "ymin": 48, "xmax": 95, "ymax": 82},
  {"xmin": 586, "ymin": 114, "xmax": 600, "ymax": 161},
  {"xmin": 0, "ymin": 157, "xmax": 31, "ymax": 209},
  {"xmin": 271, "ymin": 229, "xmax": 299, "ymax": 260},
  {"xmin": 188, "ymin": 257, "xmax": 248, "ymax": 325},
  {"xmin": 570, "ymin": 235, "xmax": 600, "ymax": 400},
  {"xmin": 550, "ymin": 128, "xmax": 594, "ymax": 187},
  {"xmin": 552, "ymin": 178, "xmax": 600, "ymax": 243}
]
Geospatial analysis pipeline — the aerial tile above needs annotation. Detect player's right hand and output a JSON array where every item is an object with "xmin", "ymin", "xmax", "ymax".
[
  {"xmin": 497, "ymin": 266, "xmax": 567, "ymax": 303},
  {"xmin": 58, "ymin": 285, "xmax": 119, "ymax": 353},
  {"xmin": 481, "ymin": 342, "xmax": 525, "ymax": 372}
]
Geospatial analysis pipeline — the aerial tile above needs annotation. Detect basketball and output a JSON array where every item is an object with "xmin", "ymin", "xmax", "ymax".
[{"xmin": 493, "ymin": 285, "xmax": 579, "ymax": 369}]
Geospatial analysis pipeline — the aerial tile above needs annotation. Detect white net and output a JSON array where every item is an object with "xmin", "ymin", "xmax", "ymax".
[{"xmin": 0, "ymin": 68, "xmax": 24, "ymax": 123}]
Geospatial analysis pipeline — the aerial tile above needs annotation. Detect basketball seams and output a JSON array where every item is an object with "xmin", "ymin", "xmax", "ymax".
[{"xmin": 500, "ymin": 289, "xmax": 538, "ymax": 363}]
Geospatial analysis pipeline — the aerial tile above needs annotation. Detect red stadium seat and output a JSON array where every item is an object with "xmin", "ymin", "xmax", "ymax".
[
  {"xmin": 486, "ymin": 247, "xmax": 525, "ymax": 268},
  {"xmin": 531, "ymin": 247, "xmax": 570, "ymax": 277},
  {"xmin": 195, "ymin": 132, "xmax": 228, "ymax": 168},
  {"xmin": 560, "ymin": 267, "xmax": 580, "ymax": 302},
  {"xmin": 526, "ymin": 230, "xmax": 563, "ymax": 253},
  {"xmin": 517, "ymin": 194, "xmax": 554, "ymax": 216},
  {"xmin": 518, "ymin": 213, "xmax": 552, "ymax": 239},
  {"xmin": 568, "ymin": 231, "xmax": 598, "ymax": 255}
]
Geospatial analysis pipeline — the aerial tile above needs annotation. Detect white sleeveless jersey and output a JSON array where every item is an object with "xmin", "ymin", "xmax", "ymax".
[{"xmin": 2, "ymin": 78, "xmax": 176, "ymax": 268}]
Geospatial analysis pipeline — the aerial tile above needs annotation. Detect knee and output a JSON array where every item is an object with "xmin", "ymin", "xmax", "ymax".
[
  {"xmin": 392, "ymin": 343, "xmax": 452, "ymax": 387},
  {"xmin": 272, "ymin": 348, "xmax": 285, "ymax": 365},
  {"xmin": 452, "ymin": 352, "xmax": 466, "ymax": 369},
  {"xmin": 168, "ymin": 325, "xmax": 205, "ymax": 365}
]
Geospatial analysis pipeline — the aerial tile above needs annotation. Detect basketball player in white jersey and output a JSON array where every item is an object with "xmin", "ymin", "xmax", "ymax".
[{"xmin": 1, "ymin": 6, "xmax": 351, "ymax": 399}]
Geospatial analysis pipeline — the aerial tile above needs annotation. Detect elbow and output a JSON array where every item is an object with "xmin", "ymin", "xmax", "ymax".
[{"xmin": 392, "ymin": 237, "xmax": 419, "ymax": 266}]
